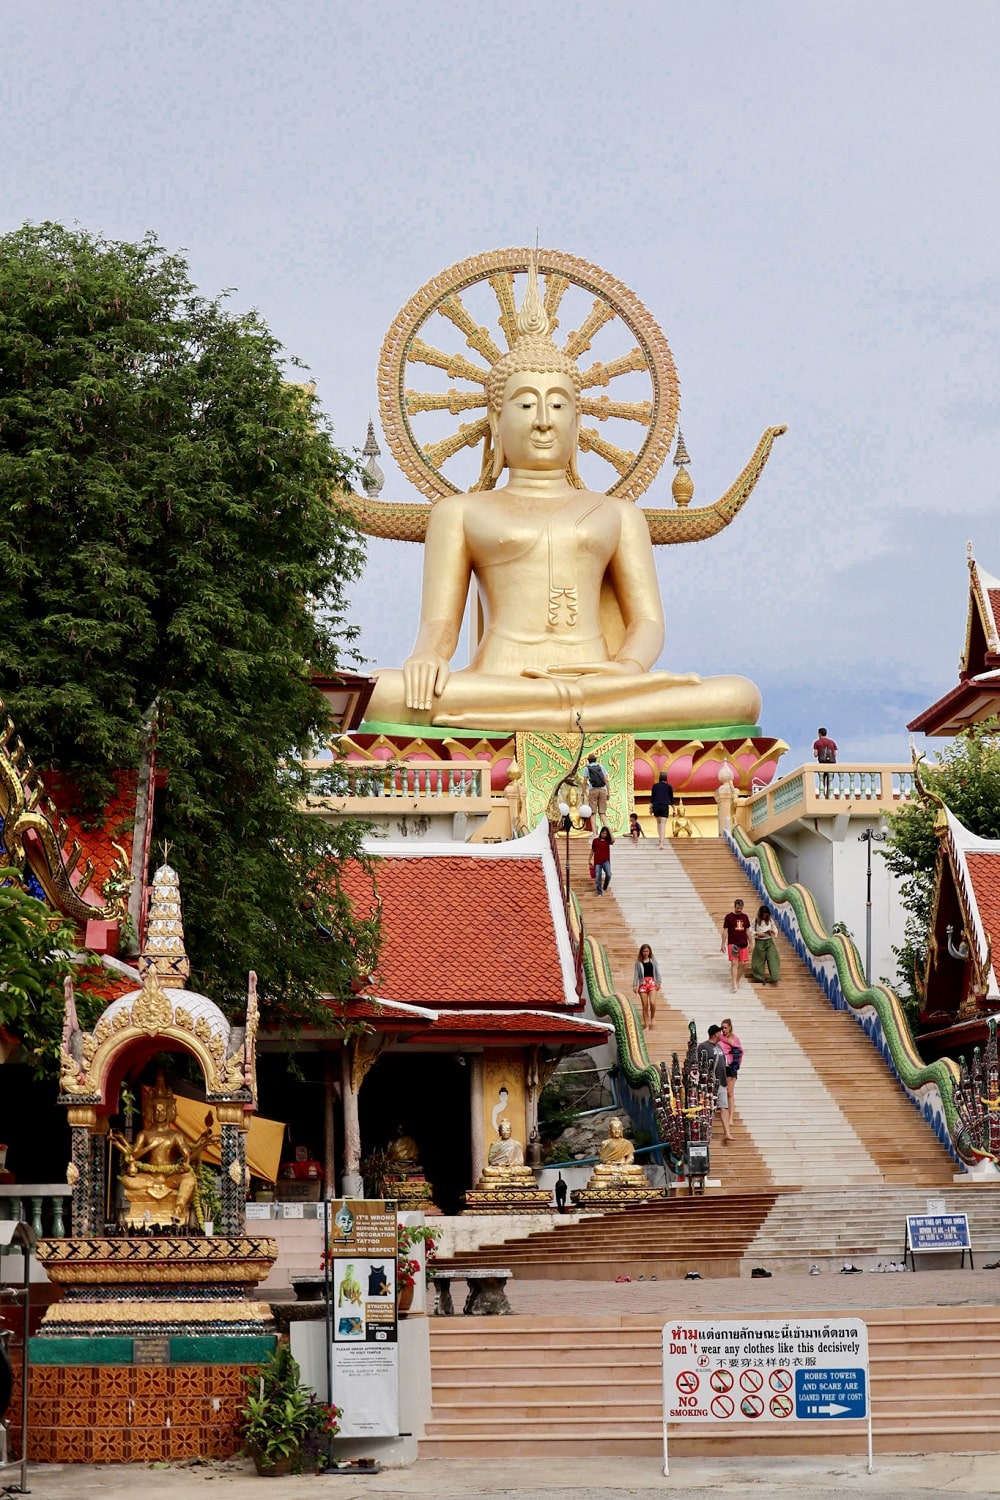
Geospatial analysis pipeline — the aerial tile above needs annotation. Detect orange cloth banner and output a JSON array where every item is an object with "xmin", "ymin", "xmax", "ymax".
[{"xmin": 173, "ymin": 1095, "xmax": 285, "ymax": 1183}]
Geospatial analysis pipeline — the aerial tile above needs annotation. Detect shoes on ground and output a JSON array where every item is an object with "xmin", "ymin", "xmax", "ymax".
[
  {"xmin": 614, "ymin": 1274, "xmax": 631, "ymax": 1283},
  {"xmin": 809, "ymin": 1264, "xmax": 821, "ymax": 1275},
  {"xmin": 684, "ymin": 1271, "xmax": 702, "ymax": 1281},
  {"xmin": 840, "ymin": 1262, "xmax": 863, "ymax": 1274},
  {"xmin": 984, "ymin": 1260, "xmax": 1000, "ymax": 1270},
  {"xmin": 750, "ymin": 1267, "xmax": 772, "ymax": 1279}
]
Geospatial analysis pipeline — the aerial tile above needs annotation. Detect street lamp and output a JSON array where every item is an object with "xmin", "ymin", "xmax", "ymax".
[{"xmin": 857, "ymin": 827, "xmax": 887, "ymax": 986}]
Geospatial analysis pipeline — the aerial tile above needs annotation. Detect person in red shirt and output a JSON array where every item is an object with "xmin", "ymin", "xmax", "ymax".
[
  {"xmin": 812, "ymin": 727, "xmax": 838, "ymax": 794},
  {"xmin": 721, "ymin": 898, "xmax": 752, "ymax": 993},
  {"xmin": 591, "ymin": 825, "xmax": 615, "ymax": 895}
]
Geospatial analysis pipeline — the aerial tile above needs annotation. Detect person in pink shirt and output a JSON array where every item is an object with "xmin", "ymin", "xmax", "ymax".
[{"xmin": 718, "ymin": 1017, "xmax": 744, "ymax": 1117}]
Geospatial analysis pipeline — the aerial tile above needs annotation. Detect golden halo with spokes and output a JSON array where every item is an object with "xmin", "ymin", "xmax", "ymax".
[{"xmin": 377, "ymin": 246, "xmax": 679, "ymax": 505}]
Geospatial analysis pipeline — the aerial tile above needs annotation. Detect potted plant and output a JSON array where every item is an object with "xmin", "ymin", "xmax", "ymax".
[
  {"xmin": 396, "ymin": 1223, "xmax": 437, "ymax": 1315},
  {"xmin": 239, "ymin": 1344, "xmax": 341, "ymax": 1476}
]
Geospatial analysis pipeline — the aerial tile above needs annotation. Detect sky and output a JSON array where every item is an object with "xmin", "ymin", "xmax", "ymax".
[{"xmin": 3, "ymin": 1, "xmax": 998, "ymax": 768}]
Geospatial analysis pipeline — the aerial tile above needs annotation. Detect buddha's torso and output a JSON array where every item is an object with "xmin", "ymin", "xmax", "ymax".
[{"xmin": 462, "ymin": 487, "xmax": 623, "ymax": 674}]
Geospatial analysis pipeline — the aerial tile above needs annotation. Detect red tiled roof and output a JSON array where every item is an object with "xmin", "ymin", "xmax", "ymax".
[
  {"xmin": 987, "ymin": 587, "xmax": 1000, "ymax": 640},
  {"xmin": 341, "ymin": 855, "xmax": 570, "ymax": 1007},
  {"xmin": 42, "ymin": 772, "xmax": 138, "ymax": 907},
  {"xmin": 966, "ymin": 853, "xmax": 1000, "ymax": 987}
]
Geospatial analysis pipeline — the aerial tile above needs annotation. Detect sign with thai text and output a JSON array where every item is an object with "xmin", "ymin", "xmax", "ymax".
[{"xmin": 662, "ymin": 1318, "xmax": 869, "ymax": 1424}]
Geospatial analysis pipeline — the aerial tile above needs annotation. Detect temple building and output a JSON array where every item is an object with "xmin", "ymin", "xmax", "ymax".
[
  {"xmin": 917, "ymin": 803, "xmax": 1000, "ymax": 1064},
  {"xmin": 909, "ymin": 543, "xmax": 1000, "ymax": 737}
]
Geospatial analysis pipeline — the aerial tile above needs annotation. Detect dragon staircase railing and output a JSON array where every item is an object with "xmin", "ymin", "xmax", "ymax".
[
  {"xmin": 567, "ymin": 893, "xmax": 675, "ymax": 1167},
  {"xmin": 728, "ymin": 826, "xmax": 1000, "ymax": 1172}
]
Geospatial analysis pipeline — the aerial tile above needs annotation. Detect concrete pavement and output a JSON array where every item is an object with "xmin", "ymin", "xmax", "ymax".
[{"xmin": 19, "ymin": 1452, "xmax": 1000, "ymax": 1499}]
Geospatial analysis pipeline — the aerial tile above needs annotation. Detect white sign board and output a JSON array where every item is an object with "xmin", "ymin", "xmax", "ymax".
[
  {"xmin": 328, "ymin": 1199, "xmax": 399, "ymax": 1438},
  {"xmin": 661, "ymin": 1317, "xmax": 871, "ymax": 1474}
]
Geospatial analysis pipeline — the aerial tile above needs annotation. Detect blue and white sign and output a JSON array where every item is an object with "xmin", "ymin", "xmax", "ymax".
[
  {"xmin": 906, "ymin": 1213, "xmax": 971, "ymax": 1252},
  {"xmin": 661, "ymin": 1318, "xmax": 872, "ymax": 1474},
  {"xmin": 795, "ymin": 1367, "xmax": 868, "ymax": 1419}
]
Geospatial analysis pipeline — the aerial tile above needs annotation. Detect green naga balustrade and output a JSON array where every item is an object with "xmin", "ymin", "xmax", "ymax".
[
  {"xmin": 567, "ymin": 893, "xmax": 677, "ymax": 1167},
  {"xmin": 727, "ymin": 826, "xmax": 995, "ymax": 1171}
]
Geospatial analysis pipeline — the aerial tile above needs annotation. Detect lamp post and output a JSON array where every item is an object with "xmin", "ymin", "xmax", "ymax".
[
  {"xmin": 553, "ymin": 714, "xmax": 591, "ymax": 904},
  {"xmin": 858, "ymin": 827, "xmax": 887, "ymax": 986}
]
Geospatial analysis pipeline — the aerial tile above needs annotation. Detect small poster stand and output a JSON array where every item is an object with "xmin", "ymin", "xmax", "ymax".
[{"xmin": 904, "ymin": 1213, "xmax": 973, "ymax": 1271}]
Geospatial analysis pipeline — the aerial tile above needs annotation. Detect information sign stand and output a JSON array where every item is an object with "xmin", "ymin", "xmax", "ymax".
[
  {"xmin": 325, "ymin": 1198, "xmax": 399, "ymax": 1438},
  {"xmin": 0, "ymin": 1221, "xmax": 34, "ymax": 1497},
  {"xmin": 904, "ymin": 1213, "xmax": 973, "ymax": 1271},
  {"xmin": 661, "ymin": 1316, "xmax": 872, "ymax": 1476}
]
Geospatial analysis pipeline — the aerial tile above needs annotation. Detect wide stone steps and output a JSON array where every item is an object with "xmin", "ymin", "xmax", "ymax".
[
  {"xmin": 626, "ymin": 838, "xmax": 953, "ymax": 1186},
  {"xmin": 420, "ymin": 1308, "xmax": 1000, "ymax": 1456},
  {"xmin": 433, "ymin": 1191, "xmax": 780, "ymax": 1280}
]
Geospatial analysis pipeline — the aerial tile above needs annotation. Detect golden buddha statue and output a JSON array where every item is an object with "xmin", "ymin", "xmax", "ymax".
[
  {"xmin": 572, "ymin": 1117, "xmax": 663, "ymax": 1207},
  {"xmin": 112, "ymin": 1073, "xmax": 213, "ymax": 1228},
  {"xmin": 385, "ymin": 1128, "xmax": 421, "ymax": 1174},
  {"xmin": 367, "ymin": 260, "xmax": 760, "ymax": 735},
  {"xmin": 465, "ymin": 1118, "xmax": 552, "ymax": 1212},
  {"xmin": 381, "ymin": 1127, "xmax": 438, "ymax": 1212},
  {"xmin": 481, "ymin": 1118, "xmax": 531, "ymax": 1179}
]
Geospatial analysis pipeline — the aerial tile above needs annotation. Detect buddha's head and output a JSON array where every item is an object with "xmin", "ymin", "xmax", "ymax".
[
  {"xmin": 484, "ymin": 257, "xmax": 583, "ymax": 485},
  {"xmin": 497, "ymin": 1118, "xmax": 512, "ymax": 1140},
  {"xmin": 608, "ymin": 1117, "xmax": 624, "ymax": 1139}
]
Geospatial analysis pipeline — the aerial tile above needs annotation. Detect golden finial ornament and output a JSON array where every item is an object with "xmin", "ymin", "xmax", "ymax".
[{"xmin": 671, "ymin": 430, "xmax": 694, "ymax": 508}]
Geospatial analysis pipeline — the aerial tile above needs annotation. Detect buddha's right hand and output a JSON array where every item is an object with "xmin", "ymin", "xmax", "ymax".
[{"xmin": 403, "ymin": 653, "xmax": 450, "ymax": 710}]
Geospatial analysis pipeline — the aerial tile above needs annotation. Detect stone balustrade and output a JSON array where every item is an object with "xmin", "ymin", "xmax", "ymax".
[
  {"xmin": 0, "ymin": 1183, "xmax": 70, "ymax": 1238},
  {"xmin": 741, "ymin": 763, "xmax": 916, "ymax": 840}
]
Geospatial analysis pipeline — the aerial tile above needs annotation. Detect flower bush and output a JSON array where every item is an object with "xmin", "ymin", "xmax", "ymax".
[{"xmin": 398, "ymin": 1222, "xmax": 437, "ymax": 1289}]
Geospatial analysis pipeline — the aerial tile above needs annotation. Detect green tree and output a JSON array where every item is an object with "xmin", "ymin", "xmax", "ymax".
[
  {"xmin": 0, "ymin": 876, "xmax": 82, "ymax": 1076},
  {"xmin": 0, "ymin": 222, "xmax": 377, "ymax": 1028},
  {"xmin": 884, "ymin": 721, "xmax": 1000, "ymax": 1001}
]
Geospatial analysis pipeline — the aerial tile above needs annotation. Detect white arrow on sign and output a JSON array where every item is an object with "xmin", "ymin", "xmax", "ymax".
[{"xmin": 815, "ymin": 1402, "xmax": 852, "ymax": 1416}]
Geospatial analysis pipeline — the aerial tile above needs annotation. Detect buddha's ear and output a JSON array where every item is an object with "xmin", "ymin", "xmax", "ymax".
[
  {"xmin": 567, "ymin": 406, "xmax": 583, "ymax": 488},
  {"xmin": 488, "ymin": 411, "xmax": 506, "ymax": 483}
]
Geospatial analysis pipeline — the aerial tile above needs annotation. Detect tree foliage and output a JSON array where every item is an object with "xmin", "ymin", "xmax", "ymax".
[
  {"xmin": 0, "ymin": 222, "xmax": 377, "ymax": 1027},
  {"xmin": 0, "ymin": 876, "xmax": 83, "ymax": 1076},
  {"xmin": 884, "ymin": 721, "xmax": 1000, "ymax": 997}
]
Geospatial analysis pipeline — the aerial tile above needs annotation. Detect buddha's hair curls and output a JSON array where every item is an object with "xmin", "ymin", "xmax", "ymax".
[{"xmin": 485, "ymin": 337, "xmax": 583, "ymax": 414}]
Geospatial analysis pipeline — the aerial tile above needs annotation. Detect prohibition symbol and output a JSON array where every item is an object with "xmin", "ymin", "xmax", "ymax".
[
  {"xmin": 709, "ymin": 1369, "xmax": 734, "ymax": 1393},
  {"xmin": 769, "ymin": 1368, "xmax": 792, "ymax": 1393},
  {"xmin": 740, "ymin": 1394, "xmax": 765, "ymax": 1418},
  {"xmin": 676, "ymin": 1371, "xmax": 700, "ymax": 1395},
  {"xmin": 710, "ymin": 1394, "xmax": 735, "ymax": 1419},
  {"xmin": 739, "ymin": 1369, "xmax": 764, "ymax": 1393},
  {"xmin": 770, "ymin": 1394, "xmax": 793, "ymax": 1418}
]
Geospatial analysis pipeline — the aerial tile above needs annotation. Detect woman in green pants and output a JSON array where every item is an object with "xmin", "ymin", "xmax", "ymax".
[{"xmin": 751, "ymin": 905, "xmax": 781, "ymax": 984}]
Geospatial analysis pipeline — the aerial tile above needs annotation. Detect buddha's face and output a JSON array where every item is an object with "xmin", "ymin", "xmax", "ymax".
[
  {"xmin": 498, "ymin": 1119, "xmax": 511, "ymax": 1139},
  {"xmin": 497, "ymin": 369, "xmax": 578, "ymax": 472},
  {"xmin": 609, "ymin": 1118, "xmax": 623, "ymax": 1138}
]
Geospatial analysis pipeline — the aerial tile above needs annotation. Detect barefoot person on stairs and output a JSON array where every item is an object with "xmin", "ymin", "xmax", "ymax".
[
  {"xmin": 721, "ymin": 898, "xmax": 752, "ymax": 992},
  {"xmin": 719, "ymin": 1016, "xmax": 743, "ymax": 1118},
  {"xmin": 632, "ymin": 943, "xmax": 661, "ymax": 1028},
  {"xmin": 706, "ymin": 1025, "xmax": 734, "ymax": 1143}
]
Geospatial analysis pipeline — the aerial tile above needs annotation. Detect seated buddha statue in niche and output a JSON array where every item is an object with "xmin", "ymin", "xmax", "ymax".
[
  {"xmin": 113, "ymin": 1072, "xmax": 213, "ymax": 1228},
  {"xmin": 367, "ymin": 260, "xmax": 760, "ymax": 734}
]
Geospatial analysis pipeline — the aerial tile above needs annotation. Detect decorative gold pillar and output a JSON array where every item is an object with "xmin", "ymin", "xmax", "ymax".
[
  {"xmin": 216, "ymin": 1103, "xmax": 248, "ymax": 1234},
  {"xmin": 66, "ymin": 1106, "xmax": 97, "ymax": 1236}
]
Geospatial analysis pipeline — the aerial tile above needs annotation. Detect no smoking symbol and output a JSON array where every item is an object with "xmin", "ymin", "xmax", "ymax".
[
  {"xmin": 676, "ymin": 1371, "xmax": 699, "ymax": 1395},
  {"xmin": 770, "ymin": 1394, "xmax": 793, "ymax": 1418},
  {"xmin": 710, "ymin": 1370, "xmax": 734, "ymax": 1393},
  {"xmin": 769, "ymin": 1369, "xmax": 792, "ymax": 1393},
  {"xmin": 739, "ymin": 1369, "xmax": 764, "ymax": 1393},
  {"xmin": 710, "ymin": 1394, "xmax": 734, "ymax": 1419}
]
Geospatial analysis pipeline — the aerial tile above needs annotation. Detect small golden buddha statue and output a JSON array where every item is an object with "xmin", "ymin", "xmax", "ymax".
[
  {"xmin": 385, "ymin": 1128, "xmax": 422, "ymax": 1174},
  {"xmin": 480, "ymin": 1119, "xmax": 533, "ymax": 1180},
  {"xmin": 572, "ymin": 1117, "xmax": 661, "ymax": 1206},
  {"xmin": 465, "ymin": 1118, "xmax": 552, "ymax": 1212},
  {"xmin": 367, "ymin": 258, "xmax": 760, "ymax": 735},
  {"xmin": 112, "ymin": 1073, "xmax": 213, "ymax": 1228}
]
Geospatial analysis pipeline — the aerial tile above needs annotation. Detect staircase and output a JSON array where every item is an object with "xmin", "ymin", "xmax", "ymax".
[
  {"xmin": 588, "ymin": 838, "xmax": 954, "ymax": 1188},
  {"xmin": 432, "ymin": 1190, "xmax": 781, "ymax": 1281},
  {"xmin": 421, "ymin": 1306, "xmax": 1000, "ymax": 1457}
]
